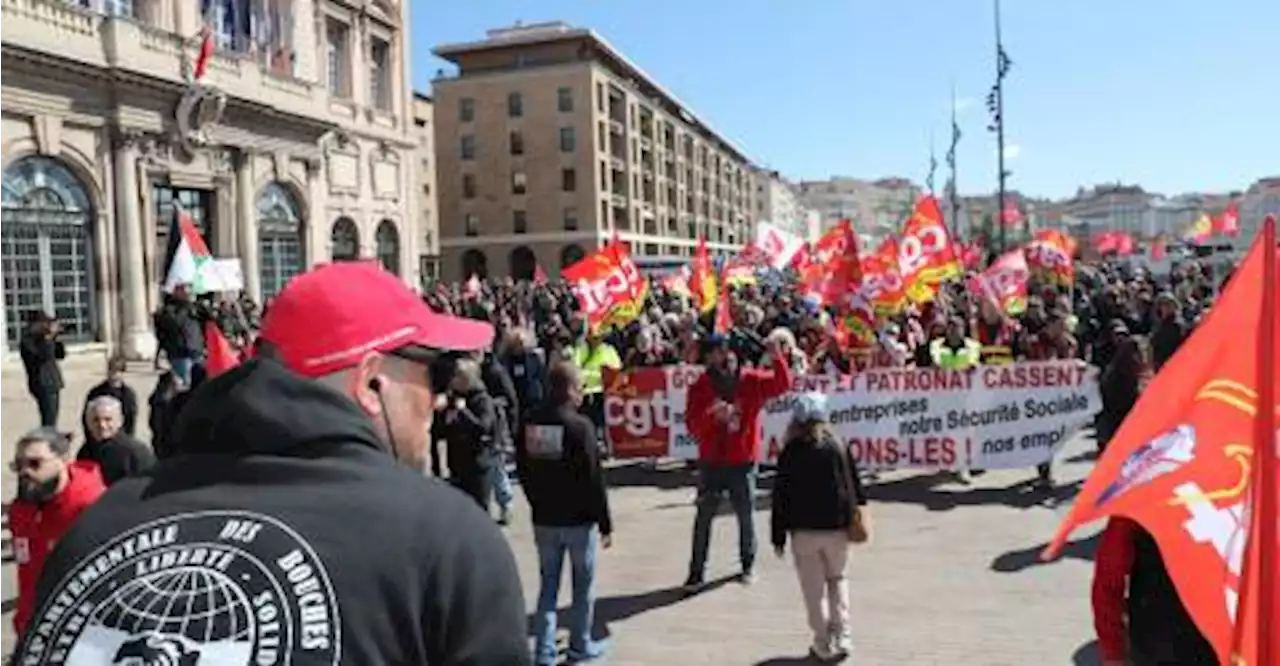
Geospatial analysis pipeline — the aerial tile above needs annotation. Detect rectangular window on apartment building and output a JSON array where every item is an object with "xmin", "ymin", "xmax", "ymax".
[
  {"xmin": 596, "ymin": 83, "xmax": 604, "ymax": 112},
  {"xmin": 557, "ymin": 87, "xmax": 574, "ymax": 112},
  {"xmin": 512, "ymin": 171, "xmax": 527, "ymax": 195},
  {"xmin": 460, "ymin": 135, "xmax": 475, "ymax": 160},
  {"xmin": 459, "ymin": 97, "xmax": 475, "ymax": 122},
  {"xmin": 563, "ymin": 207, "xmax": 579, "ymax": 231},
  {"xmin": 559, "ymin": 127, "xmax": 576, "ymax": 152},
  {"xmin": 599, "ymin": 201, "xmax": 610, "ymax": 229},
  {"xmin": 462, "ymin": 174, "xmax": 476, "ymax": 199},
  {"xmin": 507, "ymin": 91, "xmax": 523, "ymax": 118},
  {"xmin": 325, "ymin": 19, "xmax": 349, "ymax": 97},
  {"xmin": 464, "ymin": 214, "xmax": 479, "ymax": 237},
  {"xmin": 600, "ymin": 162, "xmax": 609, "ymax": 191},
  {"xmin": 562, "ymin": 168, "xmax": 576, "ymax": 192},
  {"xmin": 512, "ymin": 210, "xmax": 527, "ymax": 234},
  {"xmin": 369, "ymin": 37, "xmax": 391, "ymax": 110},
  {"xmin": 509, "ymin": 130, "xmax": 524, "ymax": 156}
]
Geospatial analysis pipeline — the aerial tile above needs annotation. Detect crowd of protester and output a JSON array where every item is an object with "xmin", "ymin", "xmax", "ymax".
[{"xmin": 8, "ymin": 250, "xmax": 1229, "ymax": 665}]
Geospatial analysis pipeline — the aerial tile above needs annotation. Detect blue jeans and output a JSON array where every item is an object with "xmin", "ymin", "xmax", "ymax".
[
  {"xmin": 688, "ymin": 462, "xmax": 757, "ymax": 579},
  {"xmin": 532, "ymin": 525, "xmax": 598, "ymax": 665},
  {"xmin": 488, "ymin": 460, "xmax": 513, "ymax": 509},
  {"xmin": 170, "ymin": 356, "xmax": 196, "ymax": 385}
]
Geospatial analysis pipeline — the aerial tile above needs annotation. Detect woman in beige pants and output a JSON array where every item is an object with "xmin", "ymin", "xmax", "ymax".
[{"xmin": 771, "ymin": 393, "xmax": 867, "ymax": 662}]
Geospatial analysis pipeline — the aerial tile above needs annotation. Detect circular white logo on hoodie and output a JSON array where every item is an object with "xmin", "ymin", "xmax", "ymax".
[{"xmin": 18, "ymin": 510, "xmax": 341, "ymax": 665}]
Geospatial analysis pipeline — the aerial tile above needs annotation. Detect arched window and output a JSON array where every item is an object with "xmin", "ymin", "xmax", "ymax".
[
  {"xmin": 2, "ymin": 156, "xmax": 95, "ymax": 347},
  {"xmin": 508, "ymin": 246, "xmax": 536, "ymax": 281},
  {"xmin": 559, "ymin": 243, "xmax": 586, "ymax": 269},
  {"xmin": 375, "ymin": 219, "xmax": 400, "ymax": 276},
  {"xmin": 257, "ymin": 183, "xmax": 304, "ymax": 299},
  {"xmin": 461, "ymin": 249, "xmax": 488, "ymax": 280},
  {"xmin": 330, "ymin": 217, "xmax": 359, "ymax": 261}
]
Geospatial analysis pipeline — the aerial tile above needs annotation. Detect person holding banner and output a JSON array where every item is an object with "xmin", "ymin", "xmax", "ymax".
[{"xmin": 683, "ymin": 334, "xmax": 792, "ymax": 593}]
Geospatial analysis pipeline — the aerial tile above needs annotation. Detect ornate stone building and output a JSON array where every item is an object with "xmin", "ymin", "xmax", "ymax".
[{"xmin": 1, "ymin": 0, "xmax": 416, "ymax": 357}]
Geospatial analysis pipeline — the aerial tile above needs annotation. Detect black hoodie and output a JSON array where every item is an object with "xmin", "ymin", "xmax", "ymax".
[{"xmin": 16, "ymin": 359, "xmax": 530, "ymax": 666}]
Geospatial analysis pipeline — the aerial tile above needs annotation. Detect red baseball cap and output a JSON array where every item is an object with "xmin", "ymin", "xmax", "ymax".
[{"xmin": 259, "ymin": 262, "xmax": 494, "ymax": 377}]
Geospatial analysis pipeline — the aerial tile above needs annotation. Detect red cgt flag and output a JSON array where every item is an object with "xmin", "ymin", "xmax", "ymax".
[
  {"xmin": 799, "ymin": 220, "xmax": 862, "ymax": 307},
  {"xmin": 1044, "ymin": 216, "xmax": 1278, "ymax": 666}
]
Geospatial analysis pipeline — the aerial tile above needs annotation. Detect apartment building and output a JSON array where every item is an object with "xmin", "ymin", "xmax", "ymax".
[
  {"xmin": 413, "ymin": 93, "xmax": 441, "ymax": 281},
  {"xmin": 432, "ymin": 21, "xmax": 759, "ymax": 280},
  {"xmin": 757, "ymin": 171, "xmax": 815, "ymax": 240},
  {"xmin": 1, "ymin": 0, "xmax": 416, "ymax": 357},
  {"xmin": 1238, "ymin": 177, "xmax": 1280, "ymax": 245},
  {"xmin": 796, "ymin": 176, "xmax": 921, "ymax": 241}
]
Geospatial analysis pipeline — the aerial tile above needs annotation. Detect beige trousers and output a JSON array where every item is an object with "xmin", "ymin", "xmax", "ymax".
[{"xmin": 791, "ymin": 530, "xmax": 851, "ymax": 652}]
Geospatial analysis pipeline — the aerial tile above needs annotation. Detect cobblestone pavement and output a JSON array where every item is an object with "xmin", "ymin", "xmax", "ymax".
[{"xmin": 2, "ymin": 358, "xmax": 1105, "ymax": 664}]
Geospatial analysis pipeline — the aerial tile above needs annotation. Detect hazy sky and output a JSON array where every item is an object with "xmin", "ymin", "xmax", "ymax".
[{"xmin": 410, "ymin": 0, "xmax": 1278, "ymax": 199}]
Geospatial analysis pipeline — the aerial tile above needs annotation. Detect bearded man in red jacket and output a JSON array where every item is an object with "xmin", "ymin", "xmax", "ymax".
[
  {"xmin": 8, "ymin": 427, "xmax": 105, "ymax": 637},
  {"xmin": 683, "ymin": 334, "xmax": 792, "ymax": 593}
]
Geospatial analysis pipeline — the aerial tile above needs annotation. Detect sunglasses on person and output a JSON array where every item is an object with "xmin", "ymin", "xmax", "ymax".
[{"xmin": 9, "ymin": 457, "xmax": 54, "ymax": 473}]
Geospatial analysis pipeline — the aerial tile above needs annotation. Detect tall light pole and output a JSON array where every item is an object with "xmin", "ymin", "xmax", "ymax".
[
  {"xmin": 946, "ymin": 83, "xmax": 961, "ymax": 239},
  {"xmin": 986, "ymin": 0, "xmax": 1012, "ymax": 258}
]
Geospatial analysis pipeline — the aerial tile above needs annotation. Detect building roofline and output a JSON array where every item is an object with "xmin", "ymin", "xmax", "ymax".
[
  {"xmin": 413, "ymin": 90, "xmax": 433, "ymax": 102},
  {"xmin": 433, "ymin": 23, "xmax": 755, "ymax": 166}
]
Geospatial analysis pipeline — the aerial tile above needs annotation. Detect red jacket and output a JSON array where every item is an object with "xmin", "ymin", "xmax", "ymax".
[
  {"xmin": 1091, "ymin": 516, "xmax": 1135, "ymax": 662},
  {"xmin": 685, "ymin": 357, "xmax": 792, "ymax": 465},
  {"xmin": 9, "ymin": 460, "xmax": 106, "ymax": 637}
]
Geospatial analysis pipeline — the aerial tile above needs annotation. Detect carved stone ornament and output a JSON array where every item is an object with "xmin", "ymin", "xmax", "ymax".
[{"xmin": 174, "ymin": 83, "xmax": 228, "ymax": 157}]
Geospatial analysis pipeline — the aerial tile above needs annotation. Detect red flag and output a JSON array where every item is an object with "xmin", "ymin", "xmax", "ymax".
[
  {"xmin": 203, "ymin": 320, "xmax": 240, "ymax": 378},
  {"xmin": 1150, "ymin": 236, "xmax": 1168, "ymax": 260},
  {"xmin": 1213, "ymin": 202, "xmax": 1241, "ymax": 238},
  {"xmin": 798, "ymin": 220, "xmax": 862, "ymax": 307},
  {"xmin": 1043, "ymin": 216, "xmax": 1278, "ymax": 666},
  {"xmin": 713, "ymin": 272, "xmax": 733, "ymax": 335},
  {"xmin": 690, "ymin": 237, "xmax": 717, "ymax": 314}
]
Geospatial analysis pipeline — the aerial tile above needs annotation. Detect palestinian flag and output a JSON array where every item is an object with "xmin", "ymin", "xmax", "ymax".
[{"xmin": 162, "ymin": 203, "xmax": 212, "ymax": 293}]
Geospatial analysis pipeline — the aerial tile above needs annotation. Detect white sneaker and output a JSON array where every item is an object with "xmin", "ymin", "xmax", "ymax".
[{"xmin": 808, "ymin": 639, "xmax": 836, "ymax": 661}]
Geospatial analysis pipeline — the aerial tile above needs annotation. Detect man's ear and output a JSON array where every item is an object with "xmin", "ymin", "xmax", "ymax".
[{"xmin": 350, "ymin": 353, "xmax": 387, "ymax": 416}]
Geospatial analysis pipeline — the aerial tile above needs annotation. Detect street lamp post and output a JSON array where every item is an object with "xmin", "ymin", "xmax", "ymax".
[{"xmin": 986, "ymin": 0, "xmax": 1012, "ymax": 258}]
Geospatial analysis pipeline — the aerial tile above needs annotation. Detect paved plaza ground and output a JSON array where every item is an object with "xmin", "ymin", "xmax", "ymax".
[{"xmin": 1, "ymin": 356, "xmax": 1106, "ymax": 664}]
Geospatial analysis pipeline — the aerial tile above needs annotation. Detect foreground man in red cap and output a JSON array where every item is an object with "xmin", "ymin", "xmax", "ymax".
[{"xmin": 14, "ymin": 262, "xmax": 530, "ymax": 665}]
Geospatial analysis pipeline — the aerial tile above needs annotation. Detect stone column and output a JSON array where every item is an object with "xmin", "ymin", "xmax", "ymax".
[
  {"xmin": 114, "ymin": 131, "xmax": 158, "ymax": 360},
  {"xmin": 305, "ymin": 156, "xmax": 326, "ymax": 265},
  {"xmin": 235, "ymin": 148, "xmax": 262, "ymax": 302}
]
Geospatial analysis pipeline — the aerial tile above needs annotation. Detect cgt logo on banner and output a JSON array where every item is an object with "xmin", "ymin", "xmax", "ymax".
[{"xmin": 603, "ymin": 361, "xmax": 1101, "ymax": 471}]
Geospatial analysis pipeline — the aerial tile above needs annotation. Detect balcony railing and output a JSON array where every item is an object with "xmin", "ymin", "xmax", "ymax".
[{"xmin": 3, "ymin": 0, "xmax": 330, "ymax": 123}]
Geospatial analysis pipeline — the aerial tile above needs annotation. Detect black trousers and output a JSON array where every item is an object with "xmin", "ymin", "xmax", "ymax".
[
  {"xmin": 32, "ymin": 389, "xmax": 59, "ymax": 427},
  {"xmin": 451, "ymin": 470, "xmax": 491, "ymax": 512}
]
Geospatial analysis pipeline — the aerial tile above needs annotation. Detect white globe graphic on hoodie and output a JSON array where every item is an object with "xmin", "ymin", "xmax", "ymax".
[{"xmin": 69, "ymin": 567, "xmax": 255, "ymax": 664}]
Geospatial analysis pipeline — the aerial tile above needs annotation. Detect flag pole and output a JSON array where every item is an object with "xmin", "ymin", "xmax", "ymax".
[{"xmin": 1251, "ymin": 214, "xmax": 1276, "ymax": 666}]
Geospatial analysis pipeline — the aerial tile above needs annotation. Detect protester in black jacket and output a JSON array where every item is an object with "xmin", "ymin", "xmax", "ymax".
[
  {"xmin": 1149, "ymin": 293, "xmax": 1187, "ymax": 371},
  {"xmin": 503, "ymin": 328, "xmax": 546, "ymax": 419},
  {"xmin": 153, "ymin": 285, "xmax": 205, "ymax": 384},
  {"xmin": 83, "ymin": 355, "xmax": 138, "ymax": 436},
  {"xmin": 771, "ymin": 393, "xmax": 866, "ymax": 662},
  {"xmin": 78, "ymin": 395, "xmax": 156, "ymax": 486},
  {"xmin": 517, "ymin": 361, "xmax": 613, "ymax": 666},
  {"xmin": 19, "ymin": 312, "xmax": 65, "ymax": 427},
  {"xmin": 147, "ymin": 371, "xmax": 182, "ymax": 454},
  {"xmin": 15, "ymin": 262, "xmax": 529, "ymax": 665},
  {"xmin": 442, "ymin": 358, "xmax": 499, "ymax": 510}
]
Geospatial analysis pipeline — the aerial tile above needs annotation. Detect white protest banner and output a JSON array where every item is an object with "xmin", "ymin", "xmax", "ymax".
[{"xmin": 604, "ymin": 361, "xmax": 1100, "ymax": 471}]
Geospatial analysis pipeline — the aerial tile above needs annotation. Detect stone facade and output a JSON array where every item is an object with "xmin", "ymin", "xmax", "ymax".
[{"xmin": 1, "ymin": 0, "xmax": 416, "ymax": 357}]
